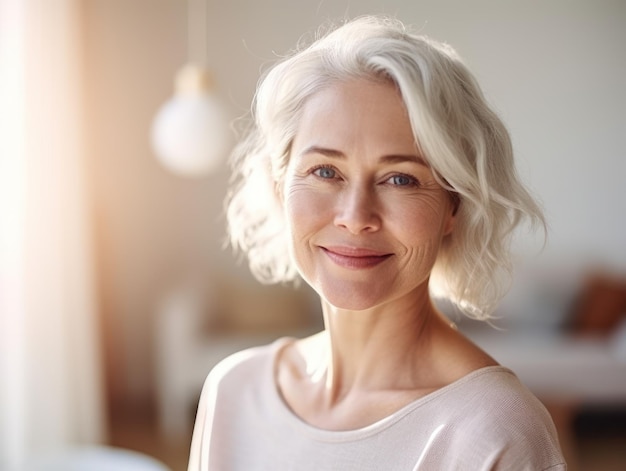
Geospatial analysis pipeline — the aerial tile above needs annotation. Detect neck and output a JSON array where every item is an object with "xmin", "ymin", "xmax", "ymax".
[{"xmin": 312, "ymin": 290, "xmax": 452, "ymax": 402}]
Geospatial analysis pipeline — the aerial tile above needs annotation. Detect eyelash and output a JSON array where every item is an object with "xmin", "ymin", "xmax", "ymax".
[
  {"xmin": 310, "ymin": 165, "xmax": 421, "ymax": 188},
  {"xmin": 386, "ymin": 173, "xmax": 420, "ymax": 187}
]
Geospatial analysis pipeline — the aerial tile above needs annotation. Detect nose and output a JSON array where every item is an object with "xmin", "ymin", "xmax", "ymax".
[{"xmin": 334, "ymin": 184, "xmax": 381, "ymax": 234}]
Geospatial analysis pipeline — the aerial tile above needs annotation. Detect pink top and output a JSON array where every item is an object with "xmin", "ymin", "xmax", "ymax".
[{"xmin": 188, "ymin": 337, "xmax": 566, "ymax": 470}]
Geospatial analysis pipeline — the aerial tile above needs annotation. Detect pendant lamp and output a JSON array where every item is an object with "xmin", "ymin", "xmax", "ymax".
[{"xmin": 150, "ymin": 0, "xmax": 229, "ymax": 177}]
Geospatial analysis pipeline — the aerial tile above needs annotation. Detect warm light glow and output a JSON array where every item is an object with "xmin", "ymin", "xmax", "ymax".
[
  {"xmin": 0, "ymin": 0, "xmax": 26, "ymax": 272},
  {"xmin": 0, "ymin": 0, "xmax": 27, "ymax": 467},
  {"xmin": 1, "ymin": 0, "xmax": 105, "ymax": 464}
]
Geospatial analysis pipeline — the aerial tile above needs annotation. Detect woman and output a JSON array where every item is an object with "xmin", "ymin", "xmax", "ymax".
[{"xmin": 188, "ymin": 16, "xmax": 566, "ymax": 470}]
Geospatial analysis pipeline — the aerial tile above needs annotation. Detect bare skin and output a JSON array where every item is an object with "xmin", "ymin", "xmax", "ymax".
[
  {"xmin": 276, "ymin": 306, "xmax": 497, "ymax": 430},
  {"xmin": 277, "ymin": 78, "xmax": 498, "ymax": 431}
]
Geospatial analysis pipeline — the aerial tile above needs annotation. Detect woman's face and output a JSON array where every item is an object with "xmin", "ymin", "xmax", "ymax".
[{"xmin": 283, "ymin": 79, "xmax": 456, "ymax": 311}]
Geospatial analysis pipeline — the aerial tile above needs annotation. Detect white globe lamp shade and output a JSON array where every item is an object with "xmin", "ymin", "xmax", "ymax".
[{"xmin": 151, "ymin": 64, "xmax": 231, "ymax": 177}]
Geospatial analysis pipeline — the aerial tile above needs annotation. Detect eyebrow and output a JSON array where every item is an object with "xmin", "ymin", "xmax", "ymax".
[{"xmin": 300, "ymin": 145, "xmax": 429, "ymax": 167}]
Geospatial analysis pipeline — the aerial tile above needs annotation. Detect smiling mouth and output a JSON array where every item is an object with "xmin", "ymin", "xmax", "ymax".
[{"xmin": 320, "ymin": 246, "xmax": 393, "ymax": 269}]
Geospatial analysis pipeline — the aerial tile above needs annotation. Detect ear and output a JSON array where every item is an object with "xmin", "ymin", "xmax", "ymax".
[
  {"xmin": 443, "ymin": 212, "xmax": 456, "ymax": 236},
  {"xmin": 443, "ymin": 195, "xmax": 460, "ymax": 236}
]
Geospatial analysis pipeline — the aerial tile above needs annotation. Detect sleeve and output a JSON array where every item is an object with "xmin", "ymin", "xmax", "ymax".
[
  {"xmin": 471, "ymin": 395, "xmax": 568, "ymax": 470},
  {"xmin": 186, "ymin": 347, "xmax": 264, "ymax": 470},
  {"xmin": 187, "ymin": 373, "xmax": 218, "ymax": 471},
  {"xmin": 440, "ymin": 374, "xmax": 568, "ymax": 471}
]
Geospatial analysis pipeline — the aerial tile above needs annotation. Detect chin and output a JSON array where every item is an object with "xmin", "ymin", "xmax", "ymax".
[
  {"xmin": 317, "ymin": 283, "xmax": 389, "ymax": 312},
  {"xmin": 298, "ymin": 266, "xmax": 407, "ymax": 312}
]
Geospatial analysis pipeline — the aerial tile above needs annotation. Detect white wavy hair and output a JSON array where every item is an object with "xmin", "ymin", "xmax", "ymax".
[{"xmin": 226, "ymin": 15, "xmax": 545, "ymax": 320}]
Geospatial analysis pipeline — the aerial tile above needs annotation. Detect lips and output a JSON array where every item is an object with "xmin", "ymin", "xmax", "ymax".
[{"xmin": 320, "ymin": 245, "xmax": 393, "ymax": 269}]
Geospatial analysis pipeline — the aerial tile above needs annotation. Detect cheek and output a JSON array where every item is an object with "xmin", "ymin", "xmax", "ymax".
[
  {"xmin": 284, "ymin": 182, "xmax": 331, "ymax": 233},
  {"xmin": 283, "ymin": 184, "xmax": 329, "ymax": 282},
  {"xmin": 283, "ymin": 196, "xmax": 325, "ymax": 285},
  {"xmin": 284, "ymin": 182, "xmax": 307, "ymax": 214},
  {"xmin": 284, "ymin": 185, "xmax": 307, "ymax": 234},
  {"xmin": 386, "ymin": 197, "xmax": 453, "ymax": 275},
  {"xmin": 388, "ymin": 196, "xmax": 451, "ymax": 240},
  {"xmin": 411, "ymin": 239, "xmax": 440, "ymax": 269}
]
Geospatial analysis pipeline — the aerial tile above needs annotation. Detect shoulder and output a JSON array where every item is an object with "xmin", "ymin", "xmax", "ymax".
[
  {"xmin": 201, "ymin": 337, "xmax": 289, "ymax": 393},
  {"xmin": 188, "ymin": 339, "xmax": 292, "ymax": 470},
  {"xmin": 458, "ymin": 367, "xmax": 553, "ymax": 424},
  {"xmin": 192, "ymin": 338, "xmax": 285, "ymax": 427},
  {"xmin": 449, "ymin": 367, "xmax": 556, "ymax": 435},
  {"xmin": 444, "ymin": 367, "xmax": 566, "ymax": 469}
]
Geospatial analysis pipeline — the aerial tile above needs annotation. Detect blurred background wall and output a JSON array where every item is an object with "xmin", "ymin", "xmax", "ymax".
[{"xmin": 83, "ymin": 0, "xmax": 625, "ymax": 408}]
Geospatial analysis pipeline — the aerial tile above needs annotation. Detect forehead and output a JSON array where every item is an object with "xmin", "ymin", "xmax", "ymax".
[
  {"xmin": 292, "ymin": 78, "xmax": 418, "ymax": 154},
  {"xmin": 300, "ymin": 78, "xmax": 407, "ymax": 122}
]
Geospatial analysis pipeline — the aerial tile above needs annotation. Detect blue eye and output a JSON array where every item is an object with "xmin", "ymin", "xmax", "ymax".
[
  {"xmin": 389, "ymin": 174, "xmax": 416, "ymax": 186},
  {"xmin": 314, "ymin": 166, "xmax": 336, "ymax": 179}
]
